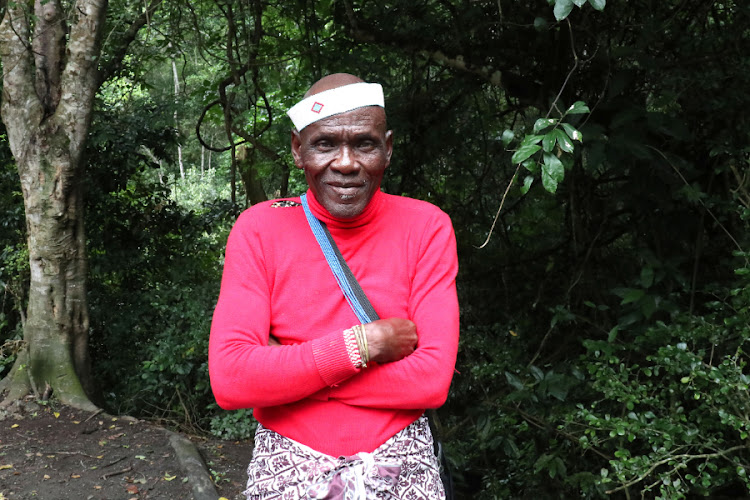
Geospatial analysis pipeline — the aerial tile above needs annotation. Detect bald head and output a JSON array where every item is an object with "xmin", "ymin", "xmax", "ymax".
[
  {"xmin": 305, "ymin": 73, "xmax": 364, "ymax": 98},
  {"xmin": 287, "ymin": 74, "xmax": 386, "ymax": 131}
]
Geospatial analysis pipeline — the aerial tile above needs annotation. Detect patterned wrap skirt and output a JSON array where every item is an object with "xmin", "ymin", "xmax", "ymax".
[{"xmin": 244, "ymin": 415, "xmax": 446, "ymax": 499}]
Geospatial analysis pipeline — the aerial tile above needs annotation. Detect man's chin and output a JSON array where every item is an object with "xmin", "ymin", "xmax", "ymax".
[{"xmin": 322, "ymin": 197, "xmax": 366, "ymax": 219}]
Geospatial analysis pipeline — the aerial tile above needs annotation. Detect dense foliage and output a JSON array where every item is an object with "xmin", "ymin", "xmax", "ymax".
[{"xmin": 2, "ymin": 0, "xmax": 749, "ymax": 497}]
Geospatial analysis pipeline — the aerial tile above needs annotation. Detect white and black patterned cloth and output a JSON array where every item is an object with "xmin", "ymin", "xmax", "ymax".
[{"xmin": 244, "ymin": 415, "xmax": 446, "ymax": 499}]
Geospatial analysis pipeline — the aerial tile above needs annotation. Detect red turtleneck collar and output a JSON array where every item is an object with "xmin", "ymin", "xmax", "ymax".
[{"xmin": 306, "ymin": 188, "xmax": 385, "ymax": 229}]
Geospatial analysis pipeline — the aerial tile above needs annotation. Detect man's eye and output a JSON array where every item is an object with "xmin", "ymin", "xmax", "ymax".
[
  {"xmin": 315, "ymin": 140, "xmax": 334, "ymax": 150},
  {"xmin": 358, "ymin": 140, "xmax": 376, "ymax": 150}
]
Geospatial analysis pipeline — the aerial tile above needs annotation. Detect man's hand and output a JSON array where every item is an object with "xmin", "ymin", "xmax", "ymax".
[{"xmin": 364, "ymin": 318, "xmax": 417, "ymax": 364}]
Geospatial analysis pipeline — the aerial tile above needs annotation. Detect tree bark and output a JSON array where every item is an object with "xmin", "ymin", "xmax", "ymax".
[{"xmin": 0, "ymin": 0, "xmax": 108, "ymax": 410}]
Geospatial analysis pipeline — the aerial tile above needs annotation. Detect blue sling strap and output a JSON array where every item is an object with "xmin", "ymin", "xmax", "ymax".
[{"xmin": 300, "ymin": 193, "xmax": 379, "ymax": 324}]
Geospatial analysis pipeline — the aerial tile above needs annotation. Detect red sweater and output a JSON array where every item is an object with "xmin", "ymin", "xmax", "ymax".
[{"xmin": 208, "ymin": 189, "xmax": 459, "ymax": 456}]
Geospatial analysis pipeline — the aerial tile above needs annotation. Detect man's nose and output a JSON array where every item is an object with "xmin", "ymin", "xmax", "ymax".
[{"xmin": 331, "ymin": 145, "xmax": 357, "ymax": 173}]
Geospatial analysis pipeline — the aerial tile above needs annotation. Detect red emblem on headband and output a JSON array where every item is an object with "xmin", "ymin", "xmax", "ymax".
[{"xmin": 311, "ymin": 102, "xmax": 324, "ymax": 113}]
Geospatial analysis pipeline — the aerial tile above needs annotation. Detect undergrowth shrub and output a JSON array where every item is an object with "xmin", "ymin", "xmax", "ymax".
[{"xmin": 573, "ymin": 258, "xmax": 750, "ymax": 499}]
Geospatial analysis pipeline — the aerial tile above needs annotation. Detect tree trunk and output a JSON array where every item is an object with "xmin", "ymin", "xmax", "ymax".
[{"xmin": 0, "ymin": 0, "xmax": 107, "ymax": 410}]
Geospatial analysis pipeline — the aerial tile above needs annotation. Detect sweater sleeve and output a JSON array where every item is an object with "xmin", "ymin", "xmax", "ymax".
[
  {"xmin": 208, "ymin": 210, "xmax": 358, "ymax": 410},
  {"xmin": 327, "ymin": 211, "xmax": 459, "ymax": 409}
]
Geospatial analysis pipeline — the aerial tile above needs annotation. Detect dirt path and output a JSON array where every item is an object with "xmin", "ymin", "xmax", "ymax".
[{"xmin": 0, "ymin": 401, "xmax": 252, "ymax": 499}]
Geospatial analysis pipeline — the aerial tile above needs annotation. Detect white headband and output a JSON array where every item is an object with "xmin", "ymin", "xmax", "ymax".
[{"xmin": 287, "ymin": 82, "xmax": 385, "ymax": 131}]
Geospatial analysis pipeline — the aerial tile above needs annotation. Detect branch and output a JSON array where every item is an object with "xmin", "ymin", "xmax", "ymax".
[
  {"xmin": 98, "ymin": 0, "xmax": 163, "ymax": 84},
  {"xmin": 605, "ymin": 445, "xmax": 750, "ymax": 495},
  {"xmin": 58, "ymin": 0, "xmax": 108, "ymax": 153},
  {"xmin": 0, "ymin": 2, "xmax": 43, "ymax": 163},
  {"xmin": 476, "ymin": 163, "xmax": 520, "ymax": 249}
]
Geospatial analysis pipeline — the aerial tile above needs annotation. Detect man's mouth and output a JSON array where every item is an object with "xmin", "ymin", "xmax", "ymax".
[{"xmin": 327, "ymin": 183, "xmax": 364, "ymax": 200}]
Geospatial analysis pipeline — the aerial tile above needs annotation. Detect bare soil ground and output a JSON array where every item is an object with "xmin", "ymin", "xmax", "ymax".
[{"xmin": 0, "ymin": 400, "xmax": 252, "ymax": 500}]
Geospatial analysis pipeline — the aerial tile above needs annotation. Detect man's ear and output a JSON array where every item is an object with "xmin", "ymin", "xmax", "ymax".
[
  {"xmin": 291, "ymin": 129, "xmax": 304, "ymax": 169},
  {"xmin": 384, "ymin": 130, "xmax": 394, "ymax": 168}
]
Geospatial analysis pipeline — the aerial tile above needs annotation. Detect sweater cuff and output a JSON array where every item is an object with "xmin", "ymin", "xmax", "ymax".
[{"xmin": 312, "ymin": 329, "xmax": 359, "ymax": 386}]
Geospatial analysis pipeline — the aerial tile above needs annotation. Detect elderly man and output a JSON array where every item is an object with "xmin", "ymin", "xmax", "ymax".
[{"xmin": 209, "ymin": 73, "xmax": 459, "ymax": 499}]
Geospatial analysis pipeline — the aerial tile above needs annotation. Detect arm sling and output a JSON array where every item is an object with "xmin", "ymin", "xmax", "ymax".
[{"xmin": 300, "ymin": 193, "xmax": 455, "ymax": 499}]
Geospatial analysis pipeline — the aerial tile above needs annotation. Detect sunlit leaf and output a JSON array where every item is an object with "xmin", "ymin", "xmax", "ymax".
[
  {"xmin": 588, "ymin": 0, "xmax": 606, "ymax": 11},
  {"xmin": 501, "ymin": 129, "xmax": 515, "ymax": 147},
  {"xmin": 561, "ymin": 122, "xmax": 583, "ymax": 141},
  {"xmin": 533, "ymin": 118, "xmax": 556, "ymax": 134},
  {"xmin": 553, "ymin": 0, "xmax": 574, "ymax": 20},
  {"xmin": 554, "ymin": 129, "xmax": 574, "ymax": 152},
  {"xmin": 566, "ymin": 101, "xmax": 590, "ymax": 115}
]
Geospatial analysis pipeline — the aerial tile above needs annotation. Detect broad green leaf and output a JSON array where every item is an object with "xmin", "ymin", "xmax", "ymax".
[
  {"xmin": 542, "ymin": 153, "xmax": 564, "ymax": 193},
  {"xmin": 620, "ymin": 288, "xmax": 645, "ymax": 305},
  {"xmin": 522, "ymin": 158, "xmax": 539, "ymax": 174},
  {"xmin": 543, "ymin": 153, "xmax": 564, "ymax": 182},
  {"xmin": 541, "ymin": 172, "xmax": 558, "ymax": 194},
  {"xmin": 520, "ymin": 175, "xmax": 534, "ymax": 195},
  {"xmin": 640, "ymin": 266, "xmax": 654, "ymax": 288},
  {"xmin": 505, "ymin": 371, "xmax": 525, "ymax": 391},
  {"xmin": 520, "ymin": 134, "xmax": 544, "ymax": 147},
  {"xmin": 530, "ymin": 365, "xmax": 544, "ymax": 381},
  {"xmin": 566, "ymin": 101, "xmax": 590, "ymax": 115},
  {"xmin": 588, "ymin": 0, "xmax": 606, "ymax": 11},
  {"xmin": 554, "ymin": 129, "xmax": 574, "ymax": 152},
  {"xmin": 542, "ymin": 131, "xmax": 557, "ymax": 152},
  {"xmin": 533, "ymin": 118, "xmax": 557, "ymax": 133},
  {"xmin": 640, "ymin": 294, "xmax": 657, "ymax": 319},
  {"xmin": 501, "ymin": 129, "xmax": 515, "ymax": 147},
  {"xmin": 607, "ymin": 326, "xmax": 618, "ymax": 343},
  {"xmin": 561, "ymin": 122, "xmax": 583, "ymax": 141},
  {"xmin": 512, "ymin": 144, "xmax": 541, "ymax": 164},
  {"xmin": 553, "ymin": 0, "xmax": 574, "ymax": 21},
  {"xmin": 572, "ymin": 0, "xmax": 586, "ymax": 6}
]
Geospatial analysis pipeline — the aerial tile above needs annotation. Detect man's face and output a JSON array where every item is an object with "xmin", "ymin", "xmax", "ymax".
[{"xmin": 292, "ymin": 106, "xmax": 393, "ymax": 219}]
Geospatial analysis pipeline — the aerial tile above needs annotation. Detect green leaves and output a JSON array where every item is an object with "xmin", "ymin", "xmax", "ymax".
[
  {"xmin": 542, "ymin": 153, "xmax": 565, "ymax": 193},
  {"xmin": 553, "ymin": 0, "xmax": 606, "ymax": 20},
  {"xmin": 507, "ymin": 104, "xmax": 587, "ymax": 193},
  {"xmin": 553, "ymin": 0, "xmax": 574, "ymax": 21},
  {"xmin": 566, "ymin": 101, "xmax": 590, "ymax": 114}
]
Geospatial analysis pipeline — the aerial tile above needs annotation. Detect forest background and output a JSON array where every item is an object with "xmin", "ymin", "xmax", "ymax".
[{"xmin": 0, "ymin": 0, "xmax": 748, "ymax": 498}]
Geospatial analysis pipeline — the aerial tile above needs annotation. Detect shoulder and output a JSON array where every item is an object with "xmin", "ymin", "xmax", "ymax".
[
  {"xmin": 236, "ymin": 196, "xmax": 303, "ymax": 223},
  {"xmin": 381, "ymin": 193, "xmax": 452, "ymax": 226},
  {"xmin": 229, "ymin": 197, "xmax": 306, "ymax": 239}
]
